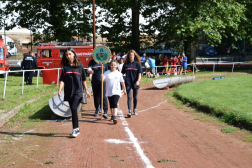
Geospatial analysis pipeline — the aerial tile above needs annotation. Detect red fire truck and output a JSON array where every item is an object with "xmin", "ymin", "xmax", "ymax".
[
  {"xmin": 0, "ymin": 38, "xmax": 9, "ymax": 77},
  {"xmin": 36, "ymin": 42, "xmax": 94, "ymax": 84}
]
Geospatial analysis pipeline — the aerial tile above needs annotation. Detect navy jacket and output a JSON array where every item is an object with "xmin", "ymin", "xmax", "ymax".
[
  {"xmin": 121, "ymin": 61, "xmax": 142, "ymax": 88},
  {"xmin": 60, "ymin": 63, "xmax": 86, "ymax": 101}
]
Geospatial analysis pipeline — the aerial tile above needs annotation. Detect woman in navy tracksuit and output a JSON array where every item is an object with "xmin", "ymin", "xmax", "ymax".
[
  {"xmin": 58, "ymin": 48, "xmax": 90, "ymax": 138},
  {"xmin": 121, "ymin": 50, "xmax": 142, "ymax": 117}
]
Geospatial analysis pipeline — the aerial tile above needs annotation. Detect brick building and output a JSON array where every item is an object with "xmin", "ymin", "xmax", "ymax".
[{"xmin": 0, "ymin": 28, "xmax": 38, "ymax": 56}]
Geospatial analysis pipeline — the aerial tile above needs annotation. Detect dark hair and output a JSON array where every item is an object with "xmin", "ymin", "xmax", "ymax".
[
  {"xmin": 28, "ymin": 51, "xmax": 33, "ymax": 55},
  {"xmin": 152, "ymin": 56, "xmax": 155, "ymax": 59},
  {"xmin": 110, "ymin": 59, "xmax": 118, "ymax": 65},
  {"xmin": 60, "ymin": 47, "xmax": 81, "ymax": 67},
  {"xmin": 112, "ymin": 55, "xmax": 119, "ymax": 61}
]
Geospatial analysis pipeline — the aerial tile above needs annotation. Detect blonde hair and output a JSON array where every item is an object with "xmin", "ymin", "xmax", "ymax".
[{"xmin": 124, "ymin": 50, "xmax": 141, "ymax": 66}]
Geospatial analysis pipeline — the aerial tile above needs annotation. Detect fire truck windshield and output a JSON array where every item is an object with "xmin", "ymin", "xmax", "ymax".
[{"xmin": 0, "ymin": 48, "xmax": 4, "ymax": 60}]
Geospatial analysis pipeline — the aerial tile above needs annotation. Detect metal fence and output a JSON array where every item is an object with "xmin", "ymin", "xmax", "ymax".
[
  {"xmin": 2, "ymin": 63, "xmax": 252, "ymax": 98},
  {"xmin": 2, "ymin": 67, "xmax": 87, "ymax": 99},
  {"xmin": 196, "ymin": 57, "xmax": 233, "ymax": 63},
  {"xmin": 154, "ymin": 62, "xmax": 249, "ymax": 76}
]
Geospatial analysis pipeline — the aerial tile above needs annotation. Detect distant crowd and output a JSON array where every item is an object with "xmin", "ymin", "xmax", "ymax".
[{"xmin": 109, "ymin": 51, "xmax": 198, "ymax": 78}]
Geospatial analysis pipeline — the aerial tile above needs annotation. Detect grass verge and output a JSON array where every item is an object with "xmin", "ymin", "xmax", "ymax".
[{"xmin": 173, "ymin": 73, "xmax": 252, "ymax": 130}]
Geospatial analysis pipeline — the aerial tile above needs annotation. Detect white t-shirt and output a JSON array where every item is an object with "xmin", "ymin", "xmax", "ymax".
[
  {"xmin": 103, "ymin": 70, "xmax": 124, "ymax": 97},
  {"xmin": 119, "ymin": 63, "xmax": 124, "ymax": 72}
]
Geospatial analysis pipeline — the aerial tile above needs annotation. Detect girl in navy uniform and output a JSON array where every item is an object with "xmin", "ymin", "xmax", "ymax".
[
  {"xmin": 121, "ymin": 50, "xmax": 142, "ymax": 117},
  {"xmin": 87, "ymin": 59, "xmax": 109, "ymax": 118},
  {"xmin": 58, "ymin": 48, "xmax": 90, "ymax": 138}
]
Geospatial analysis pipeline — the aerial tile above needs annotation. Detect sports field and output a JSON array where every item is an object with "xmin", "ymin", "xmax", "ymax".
[{"xmin": 0, "ymin": 72, "xmax": 252, "ymax": 167}]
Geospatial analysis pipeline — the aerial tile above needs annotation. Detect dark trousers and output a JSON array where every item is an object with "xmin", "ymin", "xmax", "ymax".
[
  {"xmin": 108, "ymin": 95, "xmax": 120, "ymax": 108},
  {"xmin": 92, "ymin": 83, "xmax": 108, "ymax": 111},
  {"xmin": 126, "ymin": 84, "xmax": 139, "ymax": 111},
  {"xmin": 69, "ymin": 97, "xmax": 81, "ymax": 129},
  {"xmin": 25, "ymin": 70, "xmax": 34, "ymax": 85}
]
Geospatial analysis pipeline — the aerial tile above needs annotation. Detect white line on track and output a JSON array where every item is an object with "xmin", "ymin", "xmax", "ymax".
[
  {"xmin": 106, "ymin": 139, "xmax": 132, "ymax": 144},
  {"xmin": 117, "ymin": 108, "xmax": 155, "ymax": 168},
  {"xmin": 12, "ymin": 129, "xmax": 34, "ymax": 140},
  {"xmin": 138, "ymin": 100, "xmax": 167, "ymax": 113}
]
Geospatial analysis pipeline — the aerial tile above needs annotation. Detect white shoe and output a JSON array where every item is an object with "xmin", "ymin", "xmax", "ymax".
[{"xmin": 70, "ymin": 128, "xmax": 80, "ymax": 138}]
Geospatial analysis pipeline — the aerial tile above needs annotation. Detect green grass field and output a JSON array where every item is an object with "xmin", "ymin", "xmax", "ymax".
[{"xmin": 173, "ymin": 74, "xmax": 252, "ymax": 129}]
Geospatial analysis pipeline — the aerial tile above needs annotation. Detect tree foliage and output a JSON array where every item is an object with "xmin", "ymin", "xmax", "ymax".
[
  {"xmin": 0, "ymin": 0, "xmax": 250, "ymax": 58},
  {"xmin": 142, "ymin": 0, "xmax": 247, "ymax": 60},
  {"xmin": 0, "ymin": 0, "xmax": 93, "ymax": 44}
]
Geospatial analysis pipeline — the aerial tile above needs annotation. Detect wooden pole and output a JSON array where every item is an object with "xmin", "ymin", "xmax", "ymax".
[
  {"xmin": 101, "ymin": 63, "xmax": 104, "ymax": 121},
  {"xmin": 93, "ymin": 0, "xmax": 96, "ymax": 49}
]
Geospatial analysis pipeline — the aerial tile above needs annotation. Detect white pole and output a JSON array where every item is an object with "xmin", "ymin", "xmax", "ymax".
[
  {"xmin": 3, "ymin": 71, "xmax": 8, "ymax": 98},
  {"xmin": 36, "ymin": 69, "xmax": 39, "ymax": 88},
  {"xmin": 22, "ymin": 71, "xmax": 24, "ymax": 95},
  {"xmin": 57, "ymin": 69, "xmax": 59, "ymax": 85},
  {"xmin": 193, "ymin": 63, "xmax": 195, "ymax": 74},
  {"xmin": 232, "ymin": 63, "xmax": 234, "ymax": 73},
  {"xmin": 213, "ymin": 63, "xmax": 215, "ymax": 73}
]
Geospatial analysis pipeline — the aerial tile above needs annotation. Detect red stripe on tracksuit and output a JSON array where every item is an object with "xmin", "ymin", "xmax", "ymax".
[
  {"xmin": 125, "ymin": 68, "xmax": 138, "ymax": 71},
  {"xmin": 64, "ymin": 72, "xmax": 80, "ymax": 75}
]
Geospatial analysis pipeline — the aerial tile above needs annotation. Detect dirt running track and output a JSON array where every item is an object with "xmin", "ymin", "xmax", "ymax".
[{"xmin": 1, "ymin": 83, "xmax": 252, "ymax": 168}]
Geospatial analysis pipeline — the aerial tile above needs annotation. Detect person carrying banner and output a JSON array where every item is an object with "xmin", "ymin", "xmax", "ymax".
[
  {"xmin": 58, "ymin": 47, "xmax": 90, "ymax": 138},
  {"xmin": 87, "ymin": 59, "xmax": 109, "ymax": 118}
]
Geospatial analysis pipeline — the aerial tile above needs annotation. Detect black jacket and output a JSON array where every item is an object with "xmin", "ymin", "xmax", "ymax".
[
  {"xmin": 21, "ymin": 55, "xmax": 38, "ymax": 69},
  {"xmin": 60, "ymin": 63, "xmax": 87, "ymax": 101}
]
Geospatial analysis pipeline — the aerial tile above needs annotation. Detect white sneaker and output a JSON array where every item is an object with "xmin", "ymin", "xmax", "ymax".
[{"xmin": 70, "ymin": 128, "xmax": 80, "ymax": 138}]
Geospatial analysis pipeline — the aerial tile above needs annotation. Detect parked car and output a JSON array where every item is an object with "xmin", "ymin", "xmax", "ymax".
[{"xmin": 197, "ymin": 44, "xmax": 217, "ymax": 56}]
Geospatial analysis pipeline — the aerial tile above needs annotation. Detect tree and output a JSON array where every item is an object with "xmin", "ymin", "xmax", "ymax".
[
  {"xmin": 0, "ymin": 0, "xmax": 93, "ymax": 44},
  {"xmin": 96, "ymin": 0, "xmax": 146, "ymax": 53},
  {"xmin": 142, "ymin": 0, "xmax": 247, "ymax": 61}
]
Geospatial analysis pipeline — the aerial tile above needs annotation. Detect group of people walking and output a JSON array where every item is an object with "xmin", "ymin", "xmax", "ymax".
[{"xmin": 58, "ymin": 48, "xmax": 142, "ymax": 138}]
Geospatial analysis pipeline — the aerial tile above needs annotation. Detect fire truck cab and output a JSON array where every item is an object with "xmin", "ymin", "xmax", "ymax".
[
  {"xmin": 36, "ymin": 42, "xmax": 94, "ymax": 84},
  {"xmin": 36, "ymin": 42, "xmax": 94, "ymax": 69},
  {"xmin": 0, "ymin": 38, "xmax": 9, "ymax": 76}
]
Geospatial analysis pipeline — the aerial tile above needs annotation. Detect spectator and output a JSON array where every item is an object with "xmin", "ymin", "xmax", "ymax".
[
  {"xmin": 182, "ymin": 54, "xmax": 187, "ymax": 75},
  {"xmin": 140, "ymin": 53, "xmax": 146, "ymax": 66},
  {"xmin": 177, "ymin": 54, "xmax": 183, "ymax": 75},
  {"xmin": 160, "ymin": 55, "xmax": 168, "ymax": 74},
  {"xmin": 191, "ymin": 58, "xmax": 200, "ymax": 72},
  {"xmin": 227, "ymin": 47, "xmax": 231, "ymax": 57},
  {"xmin": 111, "ymin": 51, "xmax": 116, "ymax": 59},
  {"xmin": 173, "ymin": 55, "xmax": 178, "ymax": 75},
  {"xmin": 148, "ymin": 56, "xmax": 156, "ymax": 78},
  {"xmin": 21, "ymin": 51, "xmax": 38, "ymax": 85},
  {"xmin": 117, "ymin": 52, "xmax": 121, "ymax": 60}
]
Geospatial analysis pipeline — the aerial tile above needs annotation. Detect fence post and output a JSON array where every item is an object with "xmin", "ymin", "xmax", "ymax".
[
  {"xmin": 22, "ymin": 71, "xmax": 24, "ymax": 95},
  {"xmin": 193, "ymin": 63, "xmax": 195, "ymax": 74},
  {"xmin": 57, "ymin": 69, "xmax": 59, "ymax": 85},
  {"xmin": 213, "ymin": 63, "xmax": 215, "ymax": 73},
  {"xmin": 232, "ymin": 63, "xmax": 234, "ymax": 73},
  {"xmin": 36, "ymin": 69, "xmax": 39, "ymax": 88},
  {"xmin": 3, "ymin": 71, "xmax": 8, "ymax": 98}
]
